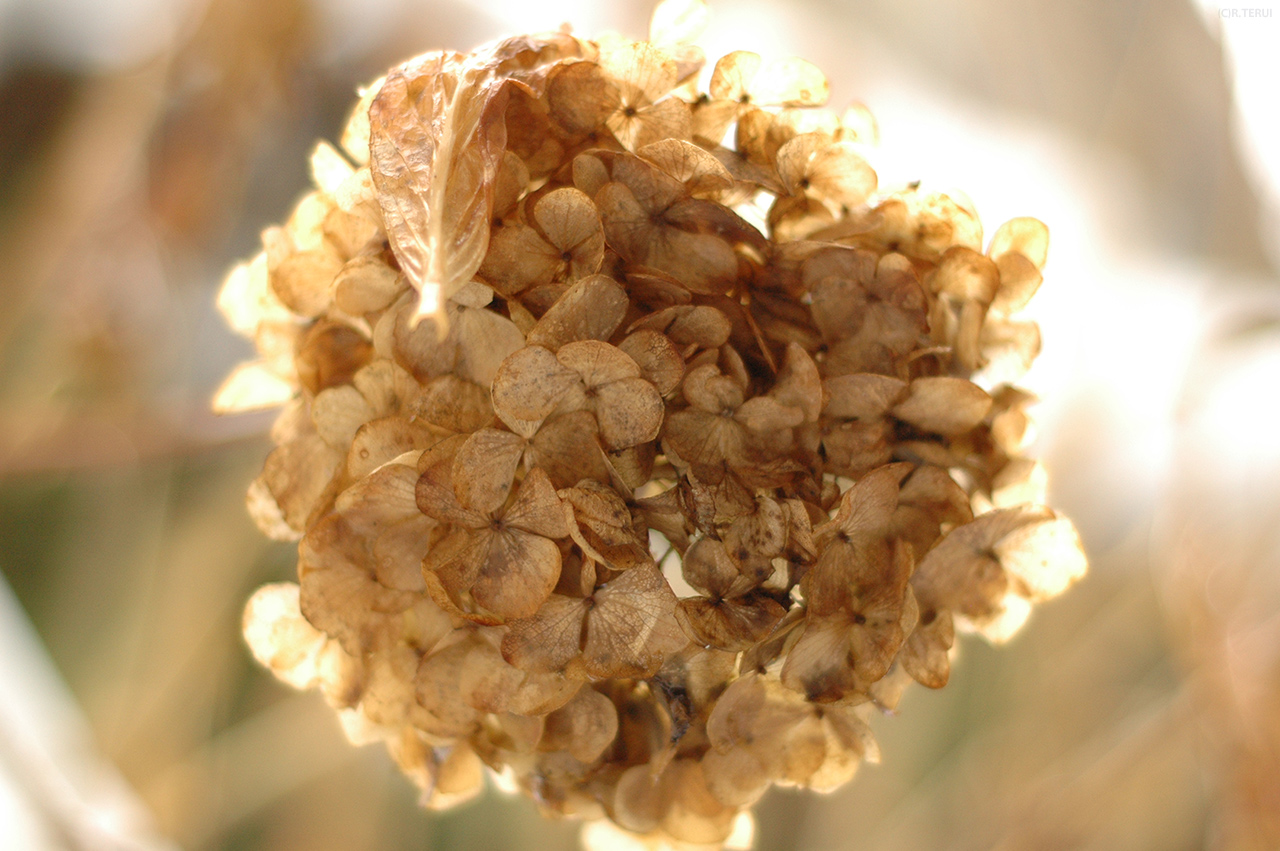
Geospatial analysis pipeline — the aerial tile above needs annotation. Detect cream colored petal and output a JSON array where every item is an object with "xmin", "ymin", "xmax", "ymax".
[
  {"xmin": 583, "ymin": 562, "xmax": 686, "ymax": 678},
  {"xmin": 312, "ymin": 384, "xmax": 376, "ymax": 448},
  {"xmin": 988, "ymin": 216, "xmax": 1049, "ymax": 269},
  {"xmin": 994, "ymin": 514, "xmax": 1087, "ymax": 600},
  {"xmin": 451, "ymin": 304, "xmax": 525, "ymax": 388},
  {"xmin": 213, "ymin": 361, "xmax": 296, "ymax": 413},
  {"xmin": 347, "ymin": 417, "xmax": 439, "ymax": 481}
]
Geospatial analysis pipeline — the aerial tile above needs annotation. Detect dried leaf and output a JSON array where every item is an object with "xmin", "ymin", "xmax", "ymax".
[{"xmin": 370, "ymin": 51, "xmax": 513, "ymax": 327}]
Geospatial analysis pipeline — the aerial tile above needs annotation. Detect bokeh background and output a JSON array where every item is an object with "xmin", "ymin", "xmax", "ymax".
[{"xmin": 2, "ymin": 0, "xmax": 1279, "ymax": 848}]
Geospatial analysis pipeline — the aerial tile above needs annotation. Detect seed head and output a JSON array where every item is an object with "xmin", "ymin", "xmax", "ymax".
[{"xmin": 222, "ymin": 0, "xmax": 1086, "ymax": 845}]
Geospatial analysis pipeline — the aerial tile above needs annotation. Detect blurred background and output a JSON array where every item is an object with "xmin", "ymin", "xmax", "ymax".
[{"xmin": 1, "ymin": 0, "xmax": 1278, "ymax": 848}]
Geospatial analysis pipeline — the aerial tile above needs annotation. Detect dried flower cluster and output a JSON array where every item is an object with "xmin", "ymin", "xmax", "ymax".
[{"xmin": 220, "ymin": 1, "xmax": 1086, "ymax": 847}]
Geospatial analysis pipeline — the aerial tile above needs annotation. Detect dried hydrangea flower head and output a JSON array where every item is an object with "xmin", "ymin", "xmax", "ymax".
[{"xmin": 219, "ymin": 0, "xmax": 1087, "ymax": 846}]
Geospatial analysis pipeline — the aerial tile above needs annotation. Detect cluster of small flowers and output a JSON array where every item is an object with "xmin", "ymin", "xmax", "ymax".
[{"xmin": 221, "ymin": 1, "xmax": 1086, "ymax": 847}]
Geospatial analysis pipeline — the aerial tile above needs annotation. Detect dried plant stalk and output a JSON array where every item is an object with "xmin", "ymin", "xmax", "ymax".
[{"xmin": 218, "ymin": 1, "xmax": 1087, "ymax": 846}]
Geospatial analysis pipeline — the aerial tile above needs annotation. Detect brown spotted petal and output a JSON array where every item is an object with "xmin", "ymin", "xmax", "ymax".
[
  {"xmin": 492, "ymin": 345, "xmax": 580, "ymax": 435},
  {"xmin": 556, "ymin": 341, "xmax": 665, "ymax": 449},
  {"xmin": 527, "ymin": 275, "xmax": 629, "ymax": 351},
  {"xmin": 776, "ymin": 134, "xmax": 876, "ymax": 210},
  {"xmin": 369, "ymin": 50, "xmax": 513, "ymax": 326}
]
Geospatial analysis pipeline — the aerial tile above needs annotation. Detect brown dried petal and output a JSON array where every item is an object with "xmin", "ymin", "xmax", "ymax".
[
  {"xmin": 527, "ymin": 274, "xmax": 628, "ymax": 351},
  {"xmin": 619, "ymin": 330, "xmax": 685, "ymax": 396},
  {"xmin": 912, "ymin": 506, "xmax": 1051, "ymax": 616},
  {"xmin": 468, "ymin": 527, "xmax": 562, "ymax": 620},
  {"xmin": 993, "ymin": 515, "xmax": 1087, "ymax": 600},
  {"xmin": 503, "ymin": 467, "xmax": 571, "ymax": 539},
  {"xmin": 676, "ymin": 594, "xmax": 787, "ymax": 651},
  {"xmin": 255, "ymin": 434, "xmax": 343, "ymax": 538},
  {"xmin": 450, "ymin": 300, "xmax": 526, "ymax": 388},
  {"xmin": 532, "ymin": 187, "xmax": 605, "ymax": 278},
  {"xmin": 297, "ymin": 321, "xmax": 374, "ymax": 395},
  {"xmin": 582, "ymin": 561, "xmax": 686, "ymax": 678},
  {"xmin": 901, "ymin": 608, "xmax": 954, "ymax": 689},
  {"xmin": 710, "ymin": 51, "xmax": 829, "ymax": 107},
  {"xmin": 347, "ymin": 417, "xmax": 439, "ymax": 481},
  {"xmin": 661, "ymin": 760, "xmax": 736, "ymax": 845},
  {"xmin": 631, "ymin": 305, "xmax": 732, "ymax": 350},
  {"xmin": 492, "ymin": 345, "xmax": 579, "ymax": 432},
  {"xmin": 480, "ymin": 223, "xmax": 564, "ymax": 295},
  {"xmin": 528, "ymin": 410, "xmax": 611, "ymax": 489},
  {"xmin": 540, "ymin": 687, "xmax": 619, "ymax": 763},
  {"xmin": 502, "ymin": 594, "xmax": 587, "ymax": 674},
  {"xmin": 988, "ymin": 216, "xmax": 1049, "ymax": 269},
  {"xmin": 933, "ymin": 246, "xmax": 1000, "ymax": 303},
  {"xmin": 892, "ymin": 377, "xmax": 992, "ymax": 436},
  {"xmin": 823, "ymin": 373, "xmax": 908, "ymax": 421},
  {"xmin": 594, "ymin": 377, "xmax": 665, "ymax": 449},
  {"xmin": 637, "ymin": 139, "xmax": 735, "ymax": 196},
  {"xmin": 777, "ymin": 134, "xmax": 876, "ymax": 207},
  {"xmin": 681, "ymin": 538, "xmax": 747, "ymax": 598},
  {"xmin": 333, "ymin": 256, "xmax": 404, "ymax": 315},
  {"xmin": 312, "ymin": 384, "xmax": 375, "ymax": 448},
  {"xmin": 410, "ymin": 375, "xmax": 494, "ymax": 432},
  {"xmin": 992, "ymin": 250, "xmax": 1044, "ymax": 315},
  {"xmin": 824, "ymin": 462, "xmax": 911, "ymax": 542},
  {"xmin": 452, "ymin": 428, "xmax": 525, "ymax": 515},
  {"xmin": 415, "ymin": 640, "xmax": 483, "ymax": 737}
]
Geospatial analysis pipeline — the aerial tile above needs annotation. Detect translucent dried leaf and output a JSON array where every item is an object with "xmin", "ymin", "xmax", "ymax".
[
  {"xmin": 369, "ymin": 51, "xmax": 512, "ymax": 326},
  {"xmin": 541, "ymin": 687, "xmax": 619, "ymax": 763}
]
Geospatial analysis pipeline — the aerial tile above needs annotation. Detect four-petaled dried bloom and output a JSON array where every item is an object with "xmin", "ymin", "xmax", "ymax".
[{"xmin": 220, "ymin": 0, "xmax": 1086, "ymax": 845}]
